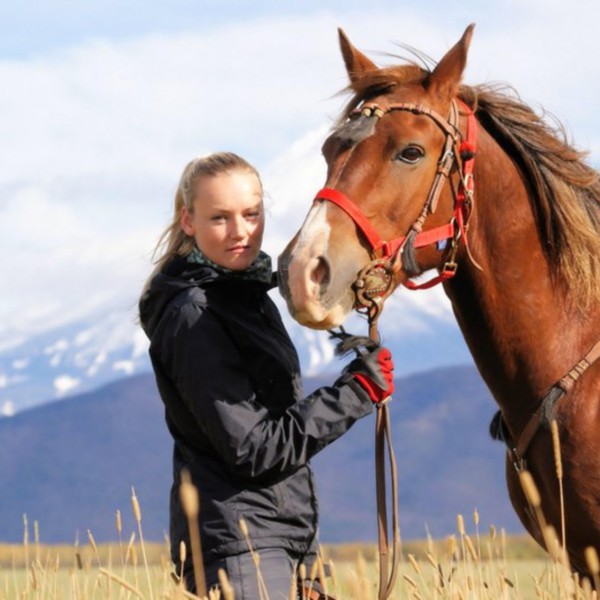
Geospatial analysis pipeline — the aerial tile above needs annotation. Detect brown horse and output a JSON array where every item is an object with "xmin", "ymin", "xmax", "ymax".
[{"xmin": 278, "ymin": 24, "xmax": 600, "ymax": 577}]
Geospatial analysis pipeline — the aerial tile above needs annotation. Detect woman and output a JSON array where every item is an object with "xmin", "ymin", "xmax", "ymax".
[{"xmin": 139, "ymin": 152, "xmax": 394, "ymax": 599}]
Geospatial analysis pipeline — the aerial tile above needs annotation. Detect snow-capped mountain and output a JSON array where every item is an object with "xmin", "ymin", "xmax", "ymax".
[
  {"xmin": 0, "ymin": 303, "xmax": 148, "ymax": 416},
  {"xmin": 0, "ymin": 282, "xmax": 473, "ymax": 417}
]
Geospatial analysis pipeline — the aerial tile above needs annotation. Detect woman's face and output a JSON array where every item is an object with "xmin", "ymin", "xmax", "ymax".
[{"xmin": 181, "ymin": 169, "xmax": 265, "ymax": 271}]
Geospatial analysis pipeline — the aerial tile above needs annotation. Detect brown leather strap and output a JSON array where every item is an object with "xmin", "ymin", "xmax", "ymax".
[
  {"xmin": 559, "ymin": 339, "xmax": 600, "ymax": 392},
  {"xmin": 515, "ymin": 404, "xmax": 545, "ymax": 460},
  {"xmin": 369, "ymin": 312, "xmax": 401, "ymax": 600},
  {"xmin": 401, "ymin": 101, "xmax": 460, "ymax": 234},
  {"xmin": 513, "ymin": 337, "xmax": 600, "ymax": 462},
  {"xmin": 375, "ymin": 407, "xmax": 389, "ymax": 597},
  {"xmin": 375, "ymin": 404, "xmax": 400, "ymax": 600}
]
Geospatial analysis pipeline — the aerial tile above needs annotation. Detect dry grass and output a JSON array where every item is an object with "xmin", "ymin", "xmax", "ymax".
[
  {"xmin": 0, "ymin": 513, "xmax": 593, "ymax": 599},
  {"xmin": 0, "ymin": 539, "xmax": 588, "ymax": 599},
  {"xmin": 2, "ymin": 425, "xmax": 599, "ymax": 598}
]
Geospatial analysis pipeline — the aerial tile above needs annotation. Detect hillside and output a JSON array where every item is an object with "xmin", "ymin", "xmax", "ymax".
[{"xmin": 0, "ymin": 366, "xmax": 524, "ymax": 544}]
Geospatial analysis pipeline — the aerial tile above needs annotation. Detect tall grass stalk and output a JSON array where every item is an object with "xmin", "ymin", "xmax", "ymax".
[
  {"xmin": 22, "ymin": 514, "xmax": 30, "ymax": 594},
  {"xmin": 218, "ymin": 567, "xmax": 235, "ymax": 600},
  {"xmin": 585, "ymin": 546, "xmax": 600, "ymax": 591},
  {"xmin": 33, "ymin": 520, "xmax": 40, "ymax": 567},
  {"xmin": 519, "ymin": 469, "xmax": 555, "ymax": 555},
  {"xmin": 131, "ymin": 486, "xmax": 155, "ymax": 600},
  {"xmin": 317, "ymin": 552, "xmax": 329, "ymax": 598},
  {"xmin": 87, "ymin": 529, "xmax": 102, "ymax": 569},
  {"xmin": 179, "ymin": 470, "xmax": 207, "ymax": 598},
  {"xmin": 116, "ymin": 509, "xmax": 126, "ymax": 572},
  {"xmin": 288, "ymin": 563, "xmax": 298, "ymax": 600},
  {"xmin": 239, "ymin": 517, "xmax": 270, "ymax": 600},
  {"xmin": 328, "ymin": 558, "xmax": 340, "ymax": 600},
  {"xmin": 99, "ymin": 567, "xmax": 145, "ymax": 598},
  {"xmin": 551, "ymin": 419, "xmax": 567, "ymax": 556}
]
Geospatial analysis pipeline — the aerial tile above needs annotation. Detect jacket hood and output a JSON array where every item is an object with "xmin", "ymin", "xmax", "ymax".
[
  {"xmin": 139, "ymin": 255, "xmax": 278, "ymax": 338},
  {"xmin": 139, "ymin": 256, "xmax": 220, "ymax": 338}
]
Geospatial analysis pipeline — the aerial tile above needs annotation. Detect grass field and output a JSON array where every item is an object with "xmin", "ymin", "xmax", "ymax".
[
  {"xmin": 0, "ymin": 522, "xmax": 593, "ymax": 599},
  {"xmin": 2, "ymin": 458, "xmax": 599, "ymax": 599},
  {"xmin": 0, "ymin": 557, "xmax": 565, "ymax": 599}
]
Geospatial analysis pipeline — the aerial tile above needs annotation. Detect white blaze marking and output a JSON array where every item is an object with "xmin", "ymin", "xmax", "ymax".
[{"xmin": 293, "ymin": 201, "xmax": 330, "ymax": 256}]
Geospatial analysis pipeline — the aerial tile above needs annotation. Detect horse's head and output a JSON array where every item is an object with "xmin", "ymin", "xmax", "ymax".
[{"xmin": 278, "ymin": 25, "xmax": 475, "ymax": 329}]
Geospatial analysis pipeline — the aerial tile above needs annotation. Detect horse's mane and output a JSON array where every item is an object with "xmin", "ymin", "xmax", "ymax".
[
  {"xmin": 338, "ymin": 67, "xmax": 600, "ymax": 304},
  {"xmin": 462, "ymin": 84, "xmax": 600, "ymax": 305}
]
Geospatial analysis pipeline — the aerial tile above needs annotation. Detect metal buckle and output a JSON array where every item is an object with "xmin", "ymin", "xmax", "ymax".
[{"xmin": 442, "ymin": 261, "xmax": 458, "ymax": 276}]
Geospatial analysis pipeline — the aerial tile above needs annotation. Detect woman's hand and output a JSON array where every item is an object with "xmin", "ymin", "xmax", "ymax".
[{"xmin": 344, "ymin": 346, "xmax": 395, "ymax": 404}]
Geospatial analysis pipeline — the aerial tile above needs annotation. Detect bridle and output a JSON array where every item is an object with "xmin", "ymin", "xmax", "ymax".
[
  {"xmin": 314, "ymin": 98, "xmax": 478, "ymax": 322},
  {"xmin": 318, "ymin": 98, "xmax": 478, "ymax": 600}
]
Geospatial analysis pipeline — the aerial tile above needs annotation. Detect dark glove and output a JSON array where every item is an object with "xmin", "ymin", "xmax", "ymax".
[
  {"xmin": 344, "ymin": 345, "xmax": 395, "ymax": 403},
  {"xmin": 329, "ymin": 329, "xmax": 395, "ymax": 404}
]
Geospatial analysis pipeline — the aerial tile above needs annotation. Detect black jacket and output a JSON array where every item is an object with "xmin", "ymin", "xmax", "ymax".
[{"xmin": 139, "ymin": 256, "xmax": 373, "ymax": 565}]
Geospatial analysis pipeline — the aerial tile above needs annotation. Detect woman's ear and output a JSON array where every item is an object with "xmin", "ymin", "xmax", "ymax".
[{"xmin": 181, "ymin": 206, "xmax": 195, "ymax": 236}]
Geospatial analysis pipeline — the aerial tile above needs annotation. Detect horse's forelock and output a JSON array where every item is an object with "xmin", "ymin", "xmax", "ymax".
[
  {"xmin": 341, "ymin": 65, "xmax": 428, "ymax": 117},
  {"xmin": 331, "ymin": 114, "xmax": 378, "ymax": 146},
  {"xmin": 331, "ymin": 65, "xmax": 429, "ymax": 147}
]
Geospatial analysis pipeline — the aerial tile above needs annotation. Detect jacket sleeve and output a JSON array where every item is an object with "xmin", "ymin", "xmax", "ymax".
[{"xmin": 155, "ymin": 301, "xmax": 374, "ymax": 482}]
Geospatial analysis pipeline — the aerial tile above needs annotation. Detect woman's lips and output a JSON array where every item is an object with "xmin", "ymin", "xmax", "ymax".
[{"xmin": 228, "ymin": 245, "xmax": 251, "ymax": 253}]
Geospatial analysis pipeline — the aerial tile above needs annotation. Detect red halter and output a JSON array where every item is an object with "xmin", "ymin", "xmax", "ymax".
[
  {"xmin": 314, "ymin": 187, "xmax": 455, "ymax": 258},
  {"xmin": 314, "ymin": 99, "xmax": 477, "ymax": 291}
]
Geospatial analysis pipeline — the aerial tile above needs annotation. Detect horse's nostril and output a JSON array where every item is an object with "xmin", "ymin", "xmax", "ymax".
[{"xmin": 311, "ymin": 257, "xmax": 331, "ymax": 289}]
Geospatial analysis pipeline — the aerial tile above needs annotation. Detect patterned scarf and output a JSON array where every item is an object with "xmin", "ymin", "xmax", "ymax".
[{"xmin": 186, "ymin": 245, "xmax": 273, "ymax": 285}]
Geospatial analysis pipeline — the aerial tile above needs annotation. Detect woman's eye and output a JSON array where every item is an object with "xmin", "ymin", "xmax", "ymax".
[
  {"xmin": 211, "ymin": 215, "xmax": 226, "ymax": 222},
  {"xmin": 395, "ymin": 146, "xmax": 424, "ymax": 164}
]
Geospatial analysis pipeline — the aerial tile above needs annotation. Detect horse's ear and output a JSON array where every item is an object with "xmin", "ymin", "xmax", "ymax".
[
  {"xmin": 338, "ymin": 28, "xmax": 377, "ymax": 84},
  {"xmin": 427, "ymin": 23, "xmax": 475, "ymax": 100}
]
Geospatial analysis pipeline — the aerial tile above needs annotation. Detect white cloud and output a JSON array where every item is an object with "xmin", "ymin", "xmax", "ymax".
[{"xmin": 0, "ymin": 3, "xmax": 599, "ymax": 350}]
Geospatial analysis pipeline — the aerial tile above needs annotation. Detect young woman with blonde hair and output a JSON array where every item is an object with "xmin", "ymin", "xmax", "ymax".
[{"xmin": 139, "ymin": 152, "xmax": 394, "ymax": 599}]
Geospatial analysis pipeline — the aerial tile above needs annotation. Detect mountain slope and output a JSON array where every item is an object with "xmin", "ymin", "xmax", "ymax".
[
  {"xmin": 0, "ymin": 366, "xmax": 523, "ymax": 545},
  {"xmin": 0, "ymin": 289, "xmax": 472, "ymax": 416}
]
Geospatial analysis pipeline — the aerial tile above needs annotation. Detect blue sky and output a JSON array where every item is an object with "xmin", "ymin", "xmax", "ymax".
[{"xmin": 1, "ymin": 0, "xmax": 599, "ymax": 348}]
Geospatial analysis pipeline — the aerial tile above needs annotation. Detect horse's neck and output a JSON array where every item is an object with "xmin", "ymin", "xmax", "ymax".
[{"xmin": 444, "ymin": 128, "xmax": 600, "ymax": 433}]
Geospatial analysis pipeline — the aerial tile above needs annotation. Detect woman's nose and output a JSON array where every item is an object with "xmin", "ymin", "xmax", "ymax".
[{"xmin": 229, "ymin": 216, "xmax": 247, "ymax": 239}]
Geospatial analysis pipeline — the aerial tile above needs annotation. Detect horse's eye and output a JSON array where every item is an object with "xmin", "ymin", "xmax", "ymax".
[{"xmin": 395, "ymin": 146, "xmax": 424, "ymax": 164}]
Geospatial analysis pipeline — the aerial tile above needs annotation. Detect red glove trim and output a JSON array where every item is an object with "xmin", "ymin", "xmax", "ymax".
[
  {"xmin": 353, "ymin": 348, "xmax": 395, "ymax": 404},
  {"xmin": 354, "ymin": 373, "xmax": 390, "ymax": 403}
]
